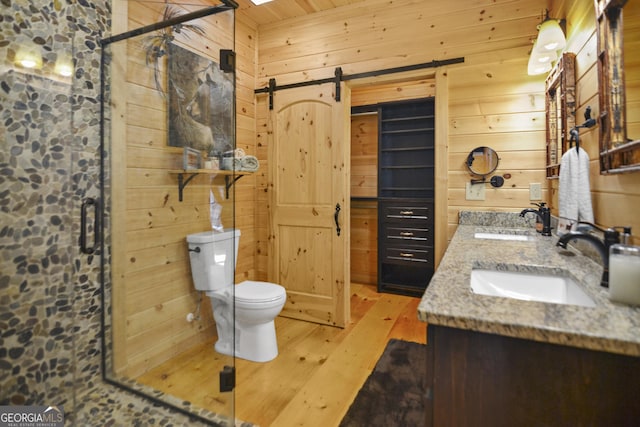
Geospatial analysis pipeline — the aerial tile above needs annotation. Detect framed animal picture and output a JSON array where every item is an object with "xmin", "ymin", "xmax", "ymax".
[{"xmin": 167, "ymin": 44, "xmax": 234, "ymax": 155}]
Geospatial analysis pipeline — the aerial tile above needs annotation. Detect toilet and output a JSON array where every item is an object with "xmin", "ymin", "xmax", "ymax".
[{"xmin": 187, "ymin": 229, "xmax": 286, "ymax": 362}]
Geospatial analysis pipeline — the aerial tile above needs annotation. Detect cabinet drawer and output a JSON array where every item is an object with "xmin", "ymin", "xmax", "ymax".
[
  {"xmin": 384, "ymin": 226, "xmax": 432, "ymax": 242},
  {"xmin": 384, "ymin": 246, "xmax": 432, "ymax": 266},
  {"xmin": 381, "ymin": 204, "xmax": 432, "ymax": 222}
]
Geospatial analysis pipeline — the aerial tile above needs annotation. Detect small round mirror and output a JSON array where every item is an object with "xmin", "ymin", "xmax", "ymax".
[{"xmin": 466, "ymin": 146, "xmax": 499, "ymax": 177}]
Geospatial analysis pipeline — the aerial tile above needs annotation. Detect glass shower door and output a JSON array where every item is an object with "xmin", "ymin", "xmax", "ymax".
[{"xmin": 100, "ymin": 2, "xmax": 237, "ymax": 425}]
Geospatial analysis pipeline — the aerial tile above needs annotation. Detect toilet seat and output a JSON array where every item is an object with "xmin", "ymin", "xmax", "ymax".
[
  {"xmin": 235, "ymin": 280, "xmax": 286, "ymax": 304},
  {"xmin": 208, "ymin": 281, "xmax": 286, "ymax": 308}
]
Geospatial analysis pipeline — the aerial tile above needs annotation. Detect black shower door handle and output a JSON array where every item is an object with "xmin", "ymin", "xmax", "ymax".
[
  {"xmin": 334, "ymin": 203, "xmax": 341, "ymax": 237},
  {"xmin": 80, "ymin": 197, "xmax": 99, "ymax": 254}
]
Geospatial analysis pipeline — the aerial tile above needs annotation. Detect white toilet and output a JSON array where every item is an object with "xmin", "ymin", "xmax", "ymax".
[{"xmin": 187, "ymin": 229, "xmax": 286, "ymax": 362}]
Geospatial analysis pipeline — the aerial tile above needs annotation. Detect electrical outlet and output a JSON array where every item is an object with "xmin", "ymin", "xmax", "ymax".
[
  {"xmin": 466, "ymin": 182, "xmax": 485, "ymax": 201},
  {"xmin": 530, "ymin": 183, "xmax": 542, "ymax": 201}
]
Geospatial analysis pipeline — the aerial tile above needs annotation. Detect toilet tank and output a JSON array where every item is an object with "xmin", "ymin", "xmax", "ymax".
[{"xmin": 186, "ymin": 229, "xmax": 240, "ymax": 292}]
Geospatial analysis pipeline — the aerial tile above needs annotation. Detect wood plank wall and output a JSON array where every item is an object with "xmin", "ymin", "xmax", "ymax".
[
  {"xmin": 110, "ymin": 1, "xmax": 259, "ymax": 377},
  {"xmin": 253, "ymin": 0, "xmax": 548, "ymax": 282},
  {"xmin": 550, "ymin": 0, "xmax": 640, "ymax": 245},
  {"xmin": 253, "ymin": 0, "xmax": 640, "ymax": 280},
  {"xmin": 350, "ymin": 112, "xmax": 377, "ymax": 284}
]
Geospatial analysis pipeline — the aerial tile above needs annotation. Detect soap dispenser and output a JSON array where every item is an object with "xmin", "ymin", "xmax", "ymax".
[{"xmin": 608, "ymin": 227, "xmax": 640, "ymax": 306}]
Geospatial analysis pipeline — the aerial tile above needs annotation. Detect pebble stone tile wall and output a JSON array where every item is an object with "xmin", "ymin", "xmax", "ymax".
[{"xmin": 0, "ymin": 1, "xmax": 251, "ymax": 425}]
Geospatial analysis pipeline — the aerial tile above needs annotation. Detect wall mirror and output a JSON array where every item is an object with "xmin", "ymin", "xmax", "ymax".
[
  {"xmin": 466, "ymin": 146, "xmax": 499, "ymax": 178},
  {"xmin": 545, "ymin": 52, "xmax": 576, "ymax": 179},
  {"xmin": 595, "ymin": 0, "xmax": 640, "ymax": 174}
]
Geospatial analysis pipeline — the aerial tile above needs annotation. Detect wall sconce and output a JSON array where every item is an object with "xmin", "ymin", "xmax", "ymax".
[
  {"xmin": 15, "ymin": 43, "xmax": 43, "ymax": 70},
  {"xmin": 528, "ymin": 10, "xmax": 566, "ymax": 76},
  {"xmin": 535, "ymin": 12, "xmax": 567, "ymax": 52},
  {"xmin": 527, "ymin": 40, "xmax": 555, "ymax": 75},
  {"xmin": 54, "ymin": 51, "xmax": 74, "ymax": 77}
]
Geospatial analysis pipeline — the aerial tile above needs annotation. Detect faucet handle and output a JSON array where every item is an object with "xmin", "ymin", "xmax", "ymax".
[
  {"xmin": 531, "ymin": 202, "xmax": 547, "ymax": 209},
  {"xmin": 604, "ymin": 227, "xmax": 621, "ymax": 247},
  {"xmin": 613, "ymin": 226, "xmax": 632, "ymax": 234},
  {"xmin": 613, "ymin": 226, "xmax": 632, "ymax": 244}
]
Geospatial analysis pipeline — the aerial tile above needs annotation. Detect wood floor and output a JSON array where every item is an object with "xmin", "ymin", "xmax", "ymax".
[{"xmin": 136, "ymin": 283, "xmax": 427, "ymax": 426}]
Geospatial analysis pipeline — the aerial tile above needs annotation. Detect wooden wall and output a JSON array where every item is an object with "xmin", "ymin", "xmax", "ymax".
[
  {"xmin": 253, "ymin": 0, "xmax": 640, "ymax": 274},
  {"xmin": 550, "ymin": 0, "xmax": 640, "ymax": 245},
  {"xmin": 350, "ymin": 112, "xmax": 377, "ymax": 284},
  {"xmin": 253, "ymin": 0, "xmax": 549, "ymax": 282},
  {"xmin": 110, "ymin": 1, "xmax": 259, "ymax": 377}
]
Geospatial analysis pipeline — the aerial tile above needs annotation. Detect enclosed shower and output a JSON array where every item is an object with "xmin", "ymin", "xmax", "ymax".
[{"xmin": 100, "ymin": 1, "xmax": 240, "ymax": 425}]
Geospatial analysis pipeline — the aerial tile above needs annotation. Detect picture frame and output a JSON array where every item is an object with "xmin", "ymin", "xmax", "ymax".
[
  {"xmin": 167, "ymin": 44, "xmax": 234, "ymax": 154},
  {"xmin": 545, "ymin": 52, "xmax": 576, "ymax": 179},
  {"xmin": 183, "ymin": 147, "xmax": 202, "ymax": 170}
]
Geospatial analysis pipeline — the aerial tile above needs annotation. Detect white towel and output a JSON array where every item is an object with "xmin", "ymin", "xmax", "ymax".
[
  {"xmin": 240, "ymin": 155, "xmax": 259, "ymax": 172},
  {"xmin": 558, "ymin": 147, "xmax": 594, "ymax": 222}
]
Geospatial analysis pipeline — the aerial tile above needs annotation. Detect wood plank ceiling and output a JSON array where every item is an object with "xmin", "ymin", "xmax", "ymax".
[{"xmin": 233, "ymin": 0, "xmax": 369, "ymax": 26}]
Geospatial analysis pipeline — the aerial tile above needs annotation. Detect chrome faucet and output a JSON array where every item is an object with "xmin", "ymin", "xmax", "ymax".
[
  {"xmin": 556, "ymin": 222, "xmax": 630, "ymax": 288},
  {"xmin": 520, "ymin": 202, "xmax": 551, "ymax": 236}
]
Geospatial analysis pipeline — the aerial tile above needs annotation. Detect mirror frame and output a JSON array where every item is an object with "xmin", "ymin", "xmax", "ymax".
[
  {"xmin": 466, "ymin": 146, "xmax": 499, "ymax": 178},
  {"xmin": 545, "ymin": 52, "xmax": 577, "ymax": 179},
  {"xmin": 595, "ymin": 0, "xmax": 640, "ymax": 174}
]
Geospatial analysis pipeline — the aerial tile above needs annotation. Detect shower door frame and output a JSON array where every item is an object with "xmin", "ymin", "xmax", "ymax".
[{"xmin": 99, "ymin": 2, "xmax": 239, "ymax": 425}]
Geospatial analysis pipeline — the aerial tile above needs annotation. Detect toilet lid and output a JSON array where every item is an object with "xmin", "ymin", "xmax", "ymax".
[{"xmin": 235, "ymin": 281, "xmax": 286, "ymax": 303}]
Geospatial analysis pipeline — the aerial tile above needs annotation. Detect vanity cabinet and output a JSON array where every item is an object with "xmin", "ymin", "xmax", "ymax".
[
  {"xmin": 377, "ymin": 98, "xmax": 435, "ymax": 296},
  {"xmin": 425, "ymin": 325, "xmax": 640, "ymax": 426}
]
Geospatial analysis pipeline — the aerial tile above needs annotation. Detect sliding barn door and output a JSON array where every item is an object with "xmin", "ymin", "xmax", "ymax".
[{"xmin": 268, "ymin": 82, "xmax": 351, "ymax": 327}]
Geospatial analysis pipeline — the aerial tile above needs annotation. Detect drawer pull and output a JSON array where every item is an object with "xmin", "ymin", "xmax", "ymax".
[
  {"xmin": 400, "ymin": 232, "xmax": 414, "ymax": 236},
  {"xmin": 400, "ymin": 210, "xmax": 414, "ymax": 215},
  {"xmin": 400, "ymin": 252, "xmax": 414, "ymax": 258}
]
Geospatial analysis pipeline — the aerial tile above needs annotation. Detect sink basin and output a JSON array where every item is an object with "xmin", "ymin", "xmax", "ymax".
[
  {"xmin": 470, "ymin": 269, "xmax": 596, "ymax": 307},
  {"xmin": 473, "ymin": 228, "xmax": 534, "ymax": 241},
  {"xmin": 474, "ymin": 232, "xmax": 534, "ymax": 241}
]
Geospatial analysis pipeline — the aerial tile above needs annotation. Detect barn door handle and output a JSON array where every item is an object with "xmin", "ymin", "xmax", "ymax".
[
  {"xmin": 334, "ymin": 203, "xmax": 341, "ymax": 236},
  {"xmin": 80, "ymin": 197, "xmax": 99, "ymax": 254}
]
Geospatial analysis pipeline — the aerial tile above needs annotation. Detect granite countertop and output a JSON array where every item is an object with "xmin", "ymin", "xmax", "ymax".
[{"xmin": 418, "ymin": 211, "xmax": 640, "ymax": 357}]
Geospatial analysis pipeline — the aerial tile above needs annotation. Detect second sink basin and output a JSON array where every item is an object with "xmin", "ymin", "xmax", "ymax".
[
  {"xmin": 473, "ymin": 228, "xmax": 535, "ymax": 241},
  {"xmin": 470, "ymin": 268, "xmax": 596, "ymax": 307},
  {"xmin": 474, "ymin": 232, "xmax": 534, "ymax": 241}
]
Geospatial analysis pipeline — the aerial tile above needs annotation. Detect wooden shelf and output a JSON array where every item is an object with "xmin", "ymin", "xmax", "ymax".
[
  {"xmin": 377, "ymin": 98, "xmax": 436, "ymax": 295},
  {"xmin": 168, "ymin": 169, "xmax": 253, "ymax": 201}
]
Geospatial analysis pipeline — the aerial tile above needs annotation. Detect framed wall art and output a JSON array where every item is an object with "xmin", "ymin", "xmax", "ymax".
[{"xmin": 167, "ymin": 44, "xmax": 234, "ymax": 154}]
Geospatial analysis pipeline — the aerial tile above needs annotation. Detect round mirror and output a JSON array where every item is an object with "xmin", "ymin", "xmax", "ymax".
[{"xmin": 466, "ymin": 146, "xmax": 499, "ymax": 176}]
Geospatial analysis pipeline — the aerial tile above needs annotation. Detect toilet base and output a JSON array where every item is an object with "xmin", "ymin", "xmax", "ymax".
[{"xmin": 214, "ymin": 319, "xmax": 278, "ymax": 363}]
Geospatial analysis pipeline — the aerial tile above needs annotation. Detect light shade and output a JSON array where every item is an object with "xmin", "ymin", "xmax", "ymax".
[
  {"xmin": 528, "ymin": 41, "xmax": 553, "ymax": 75},
  {"xmin": 534, "ymin": 47, "xmax": 557, "ymax": 64},
  {"xmin": 535, "ymin": 19, "xmax": 566, "ymax": 52},
  {"xmin": 250, "ymin": 0, "xmax": 273, "ymax": 4}
]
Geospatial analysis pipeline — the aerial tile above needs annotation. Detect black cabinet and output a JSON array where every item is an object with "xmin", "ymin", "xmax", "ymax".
[
  {"xmin": 377, "ymin": 98, "xmax": 435, "ymax": 296},
  {"xmin": 379, "ymin": 99, "xmax": 435, "ymax": 199},
  {"xmin": 378, "ymin": 199, "xmax": 434, "ymax": 296}
]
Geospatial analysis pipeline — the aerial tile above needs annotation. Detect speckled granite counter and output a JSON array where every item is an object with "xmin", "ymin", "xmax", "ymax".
[{"xmin": 418, "ymin": 211, "xmax": 640, "ymax": 357}]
